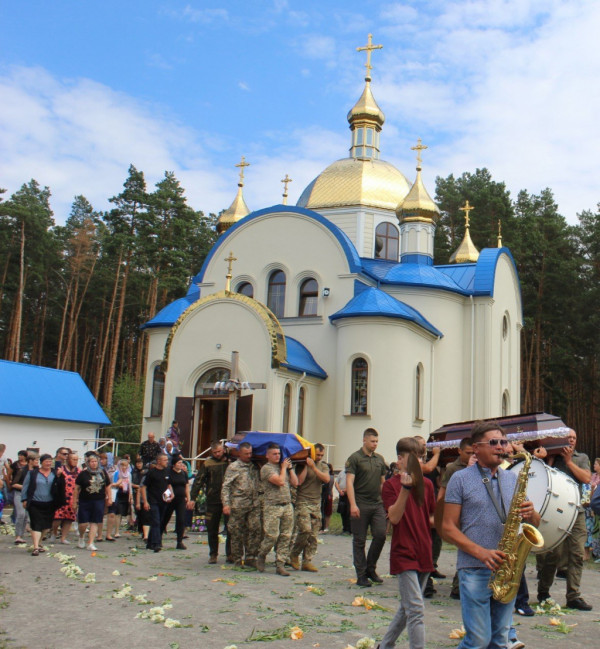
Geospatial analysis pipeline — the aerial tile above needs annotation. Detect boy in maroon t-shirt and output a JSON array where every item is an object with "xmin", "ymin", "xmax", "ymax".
[{"xmin": 378, "ymin": 437, "xmax": 436, "ymax": 649}]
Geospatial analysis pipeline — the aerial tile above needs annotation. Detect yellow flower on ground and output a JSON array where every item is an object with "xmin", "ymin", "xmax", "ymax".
[
  {"xmin": 289, "ymin": 626, "xmax": 303, "ymax": 640},
  {"xmin": 449, "ymin": 627, "xmax": 466, "ymax": 639}
]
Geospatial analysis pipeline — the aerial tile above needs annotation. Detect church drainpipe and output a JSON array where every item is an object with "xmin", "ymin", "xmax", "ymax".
[{"xmin": 469, "ymin": 295, "xmax": 475, "ymax": 419}]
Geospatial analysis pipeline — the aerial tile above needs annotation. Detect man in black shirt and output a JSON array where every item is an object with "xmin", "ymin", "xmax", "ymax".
[
  {"xmin": 141, "ymin": 453, "xmax": 172, "ymax": 552},
  {"xmin": 140, "ymin": 432, "xmax": 162, "ymax": 467}
]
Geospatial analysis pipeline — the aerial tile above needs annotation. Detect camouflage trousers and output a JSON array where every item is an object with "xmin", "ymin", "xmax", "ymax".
[
  {"xmin": 228, "ymin": 503, "xmax": 261, "ymax": 562},
  {"xmin": 291, "ymin": 501, "xmax": 321, "ymax": 561},
  {"xmin": 259, "ymin": 503, "xmax": 294, "ymax": 567}
]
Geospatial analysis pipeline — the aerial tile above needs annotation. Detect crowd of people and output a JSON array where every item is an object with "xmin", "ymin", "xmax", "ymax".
[{"xmin": 1, "ymin": 422, "xmax": 598, "ymax": 649}]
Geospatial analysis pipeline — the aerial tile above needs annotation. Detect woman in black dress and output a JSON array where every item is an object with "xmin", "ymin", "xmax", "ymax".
[{"xmin": 162, "ymin": 456, "xmax": 190, "ymax": 549}]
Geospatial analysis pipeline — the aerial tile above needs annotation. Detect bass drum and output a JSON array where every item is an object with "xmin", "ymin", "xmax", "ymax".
[{"xmin": 508, "ymin": 457, "xmax": 580, "ymax": 553}]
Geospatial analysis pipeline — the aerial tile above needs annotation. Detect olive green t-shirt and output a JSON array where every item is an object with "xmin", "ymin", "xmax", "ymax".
[
  {"xmin": 260, "ymin": 462, "xmax": 292, "ymax": 505},
  {"xmin": 345, "ymin": 449, "xmax": 386, "ymax": 504},
  {"xmin": 296, "ymin": 460, "xmax": 329, "ymax": 505},
  {"xmin": 440, "ymin": 457, "xmax": 469, "ymax": 489}
]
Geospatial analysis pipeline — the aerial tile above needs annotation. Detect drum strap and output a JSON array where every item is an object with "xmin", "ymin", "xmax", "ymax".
[{"xmin": 477, "ymin": 464, "xmax": 507, "ymax": 524}]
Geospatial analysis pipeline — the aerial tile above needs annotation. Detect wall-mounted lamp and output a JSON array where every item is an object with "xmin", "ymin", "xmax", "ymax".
[
  {"xmin": 323, "ymin": 287, "xmax": 330, "ymax": 298},
  {"xmin": 216, "ymin": 343, "xmax": 222, "ymax": 349}
]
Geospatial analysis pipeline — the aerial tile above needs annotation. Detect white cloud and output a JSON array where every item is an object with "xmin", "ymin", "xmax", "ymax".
[{"xmin": 238, "ymin": 81, "xmax": 251, "ymax": 91}]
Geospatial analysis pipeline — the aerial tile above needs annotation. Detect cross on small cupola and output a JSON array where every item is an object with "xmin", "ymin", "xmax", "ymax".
[
  {"xmin": 411, "ymin": 138, "xmax": 428, "ymax": 170},
  {"xmin": 357, "ymin": 33, "xmax": 383, "ymax": 81},
  {"xmin": 224, "ymin": 250, "xmax": 237, "ymax": 292},
  {"xmin": 235, "ymin": 156, "xmax": 250, "ymax": 186},
  {"xmin": 459, "ymin": 200, "xmax": 474, "ymax": 229},
  {"xmin": 281, "ymin": 174, "xmax": 293, "ymax": 205}
]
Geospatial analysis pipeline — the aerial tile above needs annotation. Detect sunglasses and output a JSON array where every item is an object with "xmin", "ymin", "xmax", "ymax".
[{"xmin": 476, "ymin": 439, "xmax": 509, "ymax": 447}]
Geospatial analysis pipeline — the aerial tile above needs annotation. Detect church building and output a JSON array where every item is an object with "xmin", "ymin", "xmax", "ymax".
[{"xmin": 140, "ymin": 36, "xmax": 522, "ymax": 467}]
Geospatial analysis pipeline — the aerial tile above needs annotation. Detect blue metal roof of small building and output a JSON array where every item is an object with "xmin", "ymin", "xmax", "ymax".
[
  {"xmin": 281, "ymin": 337, "xmax": 327, "ymax": 379},
  {"xmin": 330, "ymin": 286, "xmax": 443, "ymax": 338},
  {"xmin": 0, "ymin": 360, "xmax": 111, "ymax": 425}
]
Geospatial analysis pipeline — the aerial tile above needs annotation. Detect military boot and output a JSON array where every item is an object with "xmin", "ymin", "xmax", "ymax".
[
  {"xmin": 276, "ymin": 565, "xmax": 290, "ymax": 576},
  {"xmin": 244, "ymin": 558, "xmax": 257, "ymax": 570},
  {"xmin": 289, "ymin": 555, "xmax": 300, "ymax": 570},
  {"xmin": 302, "ymin": 561, "xmax": 318, "ymax": 572},
  {"xmin": 256, "ymin": 554, "xmax": 266, "ymax": 572}
]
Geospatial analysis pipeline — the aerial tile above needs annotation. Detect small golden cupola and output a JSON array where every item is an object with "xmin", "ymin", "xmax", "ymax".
[
  {"xmin": 347, "ymin": 33, "xmax": 385, "ymax": 161},
  {"xmin": 449, "ymin": 200, "xmax": 480, "ymax": 263},
  {"xmin": 396, "ymin": 139, "xmax": 440, "ymax": 264},
  {"xmin": 216, "ymin": 156, "xmax": 251, "ymax": 235}
]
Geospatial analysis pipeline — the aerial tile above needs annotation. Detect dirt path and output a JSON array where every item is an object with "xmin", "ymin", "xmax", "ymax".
[{"xmin": 1, "ymin": 526, "xmax": 599, "ymax": 649}]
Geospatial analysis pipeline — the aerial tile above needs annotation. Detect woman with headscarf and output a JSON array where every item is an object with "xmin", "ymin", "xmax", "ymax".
[
  {"xmin": 21, "ymin": 454, "xmax": 60, "ymax": 556},
  {"xmin": 73, "ymin": 453, "xmax": 112, "ymax": 551}
]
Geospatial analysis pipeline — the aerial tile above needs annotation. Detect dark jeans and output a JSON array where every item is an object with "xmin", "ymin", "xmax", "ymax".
[
  {"xmin": 351, "ymin": 501, "xmax": 386, "ymax": 578},
  {"xmin": 515, "ymin": 572, "xmax": 530, "ymax": 610},
  {"xmin": 431, "ymin": 528, "xmax": 442, "ymax": 567},
  {"xmin": 206, "ymin": 503, "xmax": 231, "ymax": 557},
  {"xmin": 148, "ymin": 502, "xmax": 167, "ymax": 549},
  {"xmin": 162, "ymin": 497, "xmax": 187, "ymax": 543}
]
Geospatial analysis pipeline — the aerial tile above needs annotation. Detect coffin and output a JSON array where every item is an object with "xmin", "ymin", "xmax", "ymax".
[
  {"xmin": 428, "ymin": 412, "xmax": 568, "ymax": 465},
  {"xmin": 227, "ymin": 431, "xmax": 313, "ymax": 465}
]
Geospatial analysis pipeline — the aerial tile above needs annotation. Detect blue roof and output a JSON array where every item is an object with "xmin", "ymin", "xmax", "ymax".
[
  {"xmin": 142, "ymin": 291, "xmax": 199, "ymax": 330},
  {"xmin": 0, "ymin": 360, "xmax": 111, "ymax": 425},
  {"xmin": 281, "ymin": 336, "xmax": 327, "ymax": 379},
  {"xmin": 330, "ymin": 286, "xmax": 443, "ymax": 338},
  {"xmin": 194, "ymin": 204, "xmax": 363, "ymax": 286}
]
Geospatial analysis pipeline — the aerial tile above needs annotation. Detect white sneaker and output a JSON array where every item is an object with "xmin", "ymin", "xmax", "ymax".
[
  {"xmin": 86, "ymin": 543, "xmax": 97, "ymax": 551},
  {"xmin": 60, "ymin": 538, "xmax": 71, "ymax": 545},
  {"xmin": 49, "ymin": 535, "xmax": 57, "ymax": 543},
  {"xmin": 509, "ymin": 641, "xmax": 525, "ymax": 649},
  {"xmin": 77, "ymin": 538, "xmax": 85, "ymax": 549}
]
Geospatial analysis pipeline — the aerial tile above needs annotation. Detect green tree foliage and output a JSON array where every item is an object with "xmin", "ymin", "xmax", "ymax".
[{"xmin": 103, "ymin": 373, "xmax": 145, "ymax": 458}]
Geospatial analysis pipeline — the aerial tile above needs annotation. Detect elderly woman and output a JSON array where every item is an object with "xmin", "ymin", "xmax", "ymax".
[
  {"xmin": 21, "ymin": 454, "xmax": 59, "ymax": 556},
  {"xmin": 53, "ymin": 451, "xmax": 81, "ymax": 544},
  {"xmin": 73, "ymin": 453, "xmax": 112, "ymax": 551},
  {"xmin": 10, "ymin": 453, "xmax": 39, "ymax": 544}
]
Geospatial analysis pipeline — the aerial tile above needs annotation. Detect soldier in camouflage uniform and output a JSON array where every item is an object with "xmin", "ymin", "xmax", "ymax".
[
  {"xmin": 257, "ymin": 443, "xmax": 299, "ymax": 576},
  {"xmin": 290, "ymin": 443, "xmax": 331, "ymax": 572},
  {"xmin": 221, "ymin": 442, "xmax": 261, "ymax": 568}
]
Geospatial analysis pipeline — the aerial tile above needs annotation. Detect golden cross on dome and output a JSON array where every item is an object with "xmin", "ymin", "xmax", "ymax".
[
  {"xmin": 357, "ymin": 33, "xmax": 383, "ymax": 80},
  {"xmin": 224, "ymin": 250, "xmax": 237, "ymax": 292},
  {"xmin": 497, "ymin": 219, "xmax": 503, "ymax": 247},
  {"xmin": 281, "ymin": 174, "xmax": 293, "ymax": 205},
  {"xmin": 459, "ymin": 200, "xmax": 474, "ymax": 228},
  {"xmin": 235, "ymin": 156, "xmax": 250, "ymax": 185},
  {"xmin": 411, "ymin": 138, "xmax": 428, "ymax": 168}
]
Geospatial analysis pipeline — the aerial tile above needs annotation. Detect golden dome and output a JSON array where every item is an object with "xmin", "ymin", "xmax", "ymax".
[
  {"xmin": 297, "ymin": 157, "xmax": 411, "ymax": 211},
  {"xmin": 449, "ymin": 201, "xmax": 480, "ymax": 263},
  {"xmin": 347, "ymin": 82, "xmax": 385, "ymax": 127},
  {"xmin": 397, "ymin": 168, "xmax": 440, "ymax": 223},
  {"xmin": 217, "ymin": 156, "xmax": 251, "ymax": 234}
]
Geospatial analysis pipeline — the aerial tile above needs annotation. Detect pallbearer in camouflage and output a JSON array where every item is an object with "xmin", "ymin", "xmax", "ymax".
[
  {"xmin": 256, "ymin": 443, "xmax": 299, "ymax": 576},
  {"xmin": 290, "ymin": 443, "xmax": 331, "ymax": 572},
  {"xmin": 221, "ymin": 442, "xmax": 261, "ymax": 568}
]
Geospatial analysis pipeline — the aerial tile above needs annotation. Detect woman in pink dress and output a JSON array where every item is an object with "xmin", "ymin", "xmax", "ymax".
[{"xmin": 53, "ymin": 451, "xmax": 81, "ymax": 544}]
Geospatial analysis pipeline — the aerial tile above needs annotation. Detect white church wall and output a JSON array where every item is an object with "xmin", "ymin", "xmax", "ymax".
[
  {"xmin": 0, "ymin": 416, "xmax": 99, "ymax": 462},
  {"xmin": 331, "ymin": 317, "xmax": 434, "ymax": 468},
  {"xmin": 142, "ymin": 327, "xmax": 170, "ymax": 438}
]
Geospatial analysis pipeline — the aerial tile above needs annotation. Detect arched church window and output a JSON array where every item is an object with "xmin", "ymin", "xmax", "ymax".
[
  {"xmin": 502, "ymin": 314, "xmax": 508, "ymax": 341},
  {"xmin": 297, "ymin": 387, "xmax": 305, "ymax": 436},
  {"xmin": 195, "ymin": 367, "xmax": 230, "ymax": 396},
  {"xmin": 375, "ymin": 222, "xmax": 399, "ymax": 261},
  {"xmin": 299, "ymin": 278, "xmax": 318, "ymax": 317},
  {"xmin": 267, "ymin": 270, "xmax": 286, "ymax": 318},
  {"xmin": 236, "ymin": 282, "xmax": 254, "ymax": 298},
  {"xmin": 415, "ymin": 364, "xmax": 424, "ymax": 421},
  {"xmin": 502, "ymin": 391, "xmax": 509, "ymax": 417},
  {"xmin": 151, "ymin": 366, "xmax": 165, "ymax": 417},
  {"xmin": 282, "ymin": 383, "xmax": 291, "ymax": 432},
  {"xmin": 351, "ymin": 358, "xmax": 368, "ymax": 414}
]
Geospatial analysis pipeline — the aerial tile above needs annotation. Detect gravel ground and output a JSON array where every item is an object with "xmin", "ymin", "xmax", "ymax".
[{"xmin": 1, "ymin": 522, "xmax": 599, "ymax": 649}]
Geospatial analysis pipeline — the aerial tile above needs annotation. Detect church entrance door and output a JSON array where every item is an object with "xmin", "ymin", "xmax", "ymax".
[{"xmin": 195, "ymin": 394, "xmax": 254, "ymax": 455}]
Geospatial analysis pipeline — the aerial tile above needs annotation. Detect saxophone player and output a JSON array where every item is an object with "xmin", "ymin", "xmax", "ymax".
[{"xmin": 442, "ymin": 422, "xmax": 541, "ymax": 649}]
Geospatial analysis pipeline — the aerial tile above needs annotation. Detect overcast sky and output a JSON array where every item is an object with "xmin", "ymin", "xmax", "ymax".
[{"xmin": 1, "ymin": 0, "xmax": 598, "ymax": 224}]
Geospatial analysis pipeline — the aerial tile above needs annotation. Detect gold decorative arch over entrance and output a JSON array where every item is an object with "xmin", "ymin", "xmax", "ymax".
[{"xmin": 161, "ymin": 290, "xmax": 286, "ymax": 372}]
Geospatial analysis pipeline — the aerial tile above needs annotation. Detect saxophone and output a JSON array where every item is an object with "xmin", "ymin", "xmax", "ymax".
[{"xmin": 489, "ymin": 451, "xmax": 544, "ymax": 603}]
